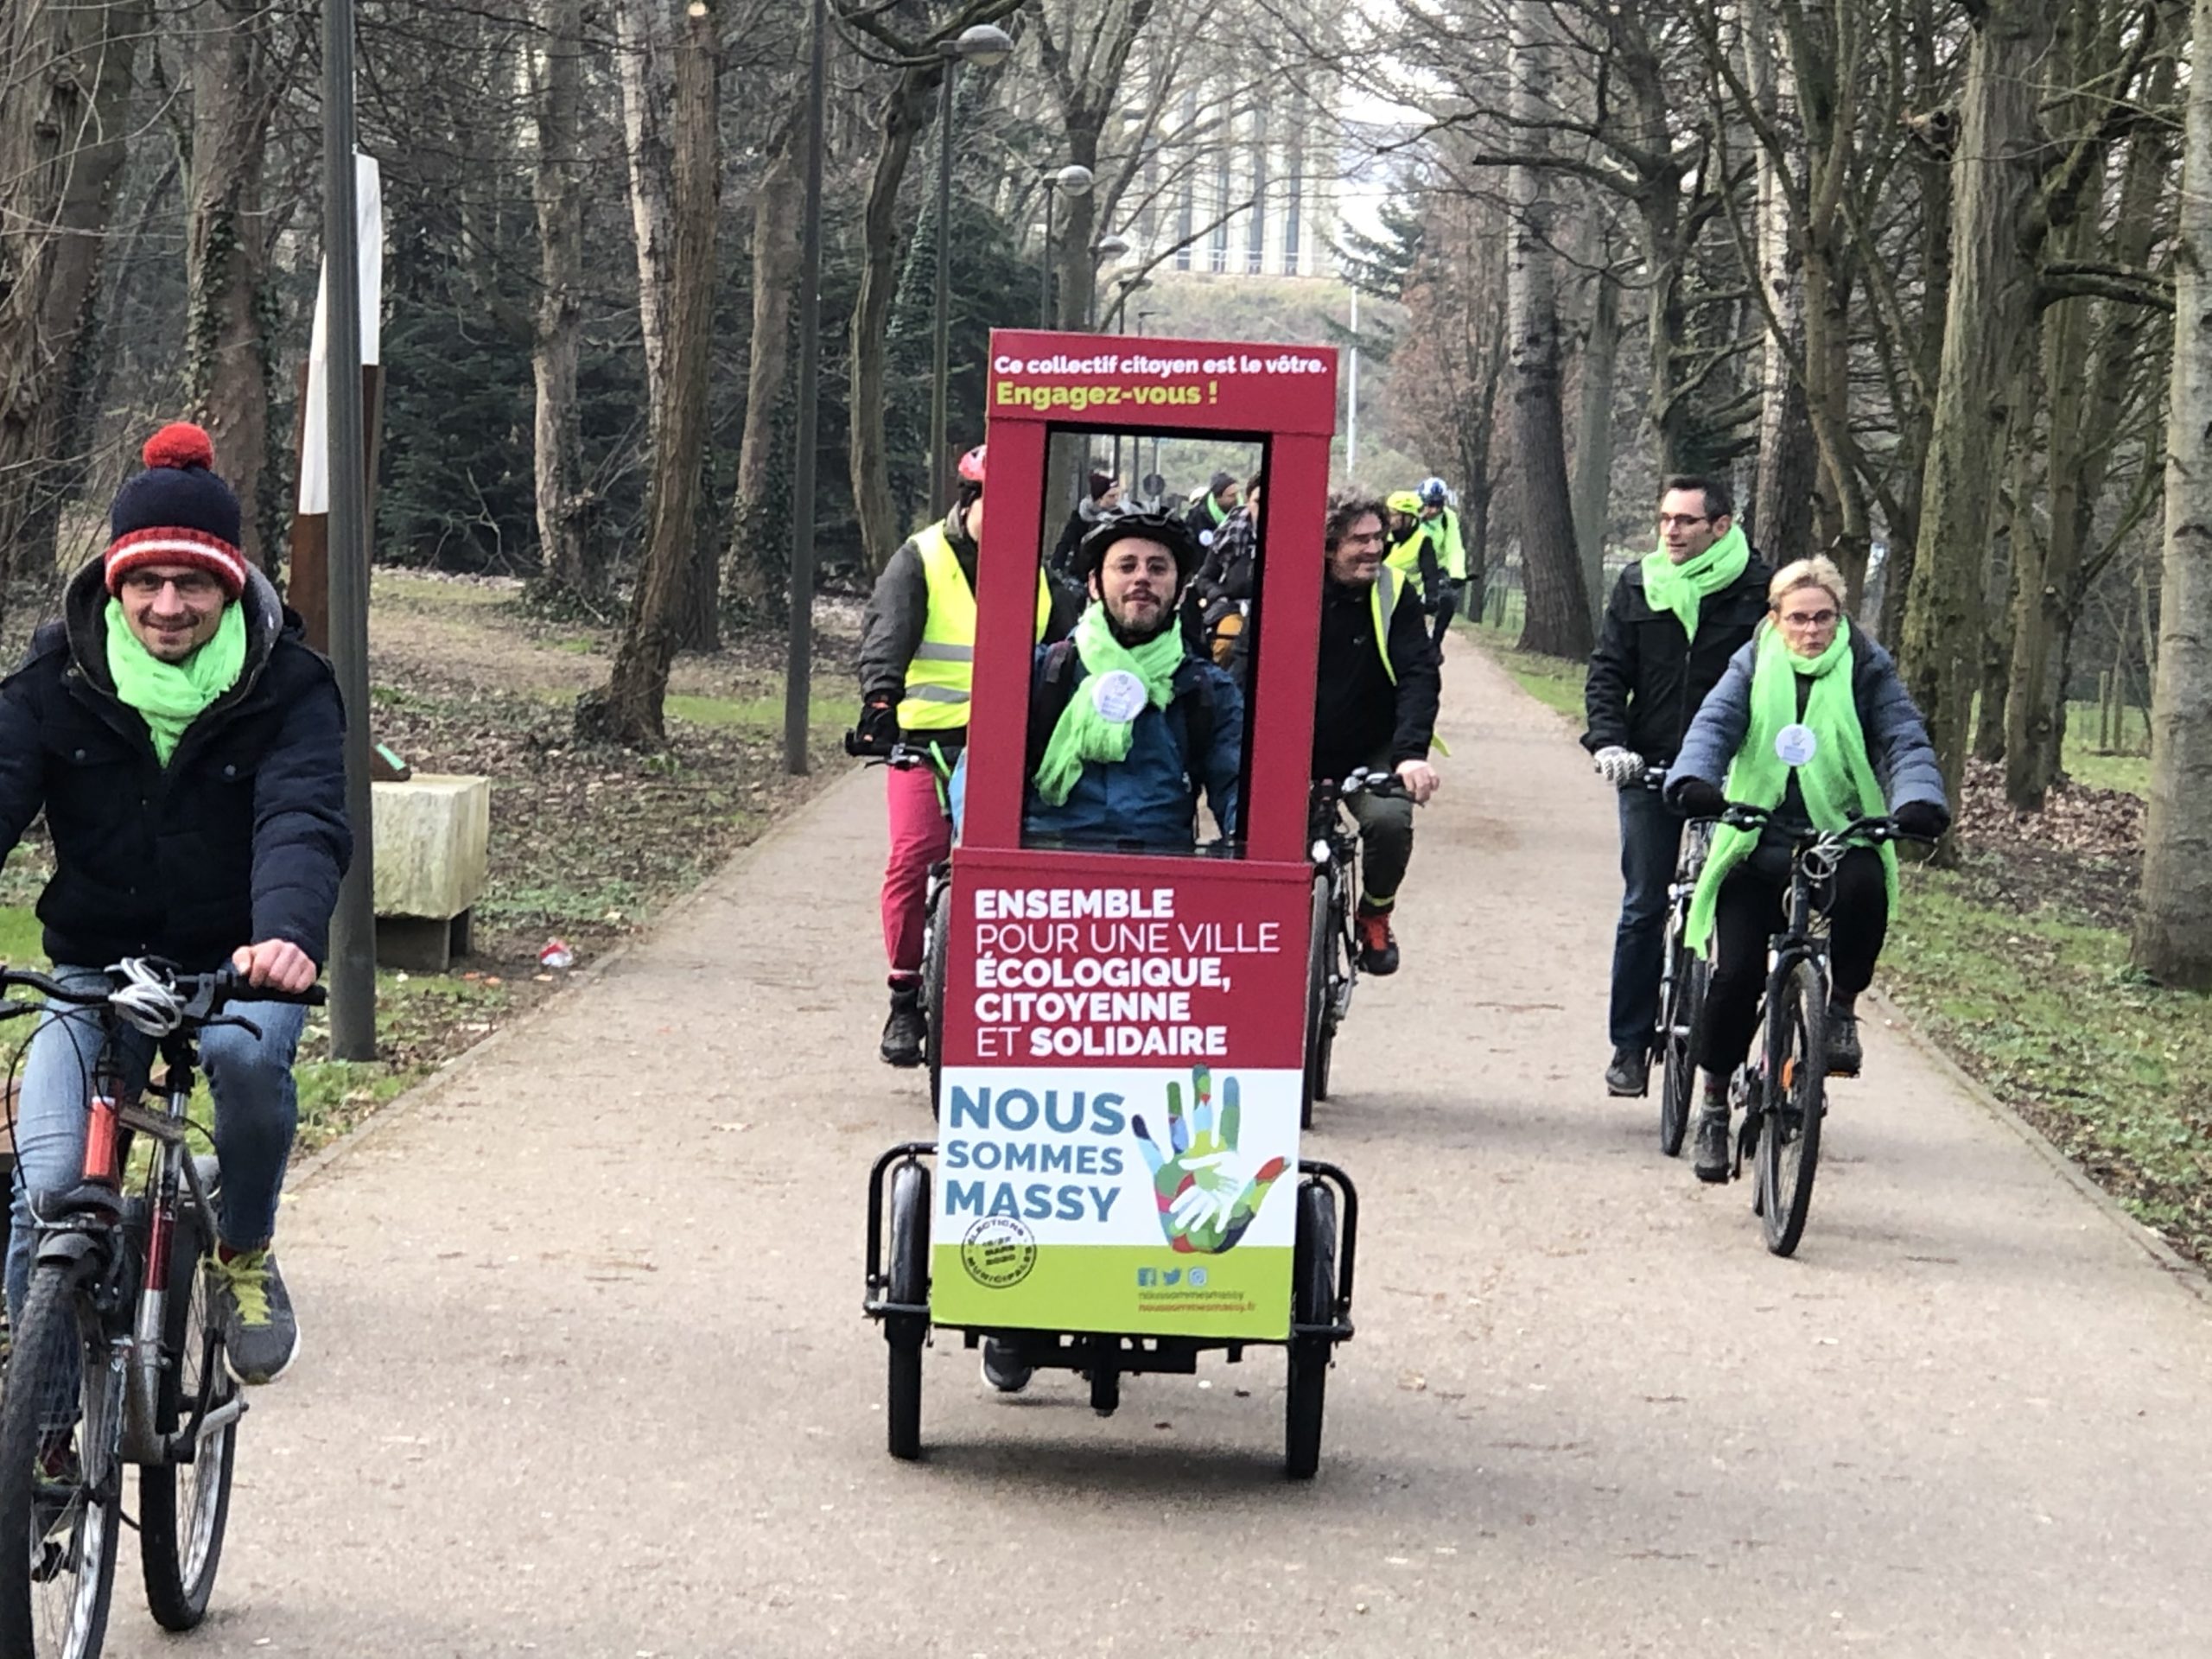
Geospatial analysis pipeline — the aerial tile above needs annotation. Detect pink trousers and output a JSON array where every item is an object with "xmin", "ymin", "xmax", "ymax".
[{"xmin": 881, "ymin": 763, "xmax": 951, "ymax": 980}]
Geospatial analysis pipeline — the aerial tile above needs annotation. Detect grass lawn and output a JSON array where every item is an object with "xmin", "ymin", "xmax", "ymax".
[{"xmin": 1465, "ymin": 620, "xmax": 1586, "ymax": 722}]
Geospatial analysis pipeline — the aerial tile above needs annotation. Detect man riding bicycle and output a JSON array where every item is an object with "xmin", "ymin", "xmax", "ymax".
[
  {"xmin": 0, "ymin": 423, "xmax": 351, "ymax": 1386},
  {"xmin": 1584, "ymin": 474, "xmax": 1771, "ymax": 1099},
  {"xmin": 1311, "ymin": 490, "xmax": 1441, "ymax": 976},
  {"xmin": 1664, "ymin": 556, "xmax": 1948, "ymax": 1182},
  {"xmin": 1414, "ymin": 477, "xmax": 1468, "ymax": 646},
  {"xmin": 855, "ymin": 443, "xmax": 1075, "ymax": 1068}
]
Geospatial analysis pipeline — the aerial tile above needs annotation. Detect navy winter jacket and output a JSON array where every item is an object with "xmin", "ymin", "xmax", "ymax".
[
  {"xmin": 1664, "ymin": 625, "xmax": 1949, "ymax": 829},
  {"xmin": 0, "ymin": 559, "xmax": 353, "ymax": 971},
  {"xmin": 1020, "ymin": 648, "xmax": 1243, "ymax": 849}
]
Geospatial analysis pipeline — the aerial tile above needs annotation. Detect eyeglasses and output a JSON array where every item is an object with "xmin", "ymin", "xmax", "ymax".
[
  {"xmin": 1656, "ymin": 514, "xmax": 1710, "ymax": 531},
  {"xmin": 121, "ymin": 571, "xmax": 223, "ymax": 601},
  {"xmin": 1779, "ymin": 608, "xmax": 1839, "ymax": 627}
]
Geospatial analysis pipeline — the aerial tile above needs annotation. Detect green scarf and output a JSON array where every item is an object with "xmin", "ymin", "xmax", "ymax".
[
  {"xmin": 1641, "ymin": 522, "xmax": 1750, "ymax": 640},
  {"xmin": 1685, "ymin": 618, "xmax": 1898, "ymax": 956},
  {"xmin": 105, "ymin": 599, "xmax": 248, "ymax": 766},
  {"xmin": 1033, "ymin": 603, "xmax": 1185, "ymax": 807}
]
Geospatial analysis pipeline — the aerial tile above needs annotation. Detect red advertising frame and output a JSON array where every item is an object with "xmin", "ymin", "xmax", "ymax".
[{"xmin": 928, "ymin": 330, "xmax": 1341, "ymax": 1340}]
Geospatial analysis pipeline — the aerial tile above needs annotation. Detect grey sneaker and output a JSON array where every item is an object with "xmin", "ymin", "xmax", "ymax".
[
  {"xmin": 980, "ymin": 1338, "xmax": 1032, "ymax": 1395},
  {"xmin": 1604, "ymin": 1044, "xmax": 1649, "ymax": 1096},
  {"xmin": 1692, "ymin": 1104, "xmax": 1732, "ymax": 1184},
  {"xmin": 212, "ymin": 1248, "xmax": 300, "ymax": 1385}
]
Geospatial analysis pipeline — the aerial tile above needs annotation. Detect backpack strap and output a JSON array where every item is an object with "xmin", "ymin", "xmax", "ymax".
[{"xmin": 1026, "ymin": 640, "xmax": 1082, "ymax": 782}]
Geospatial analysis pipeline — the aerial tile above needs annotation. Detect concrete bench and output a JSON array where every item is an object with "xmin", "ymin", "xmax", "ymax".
[{"xmin": 372, "ymin": 772, "xmax": 491, "ymax": 972}]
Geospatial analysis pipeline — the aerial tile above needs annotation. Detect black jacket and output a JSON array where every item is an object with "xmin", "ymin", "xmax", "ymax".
[
  {"xmin": 1194, "ymin": 510, "xmax": 1257, "ymax": 607},
  {"xmin": 1582, "ymin": 550, "xmax": 1773, "ymax": 765},
  {"xmin": 1312, "ymin": 574, "xmax": 1441, "ymax": 781},
  {"xmin": 0, "ymin": 560, "xmax": 353, "ymax": 971},
  {"xmin": 855, "ymin": 512, "xmax": 1079, "ymax": 743}
]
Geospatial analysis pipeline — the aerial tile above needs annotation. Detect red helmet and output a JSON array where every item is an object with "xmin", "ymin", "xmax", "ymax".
[{"xmin": 957, "ymin": 444, "xmax": 987, "ymax": 484}]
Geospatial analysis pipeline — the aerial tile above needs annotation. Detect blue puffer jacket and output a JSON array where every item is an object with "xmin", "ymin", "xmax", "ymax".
[
  {"xmin": 1665, "ymin": 624, "xmax": 1948, "ymax": 824},
  {"xmin": 0, "ymin": 558, "xmax": 353, "ymax": 970},
  {"xmin": 1001, "ymin": 646, "xmax": 1243, "ymax": 850}
]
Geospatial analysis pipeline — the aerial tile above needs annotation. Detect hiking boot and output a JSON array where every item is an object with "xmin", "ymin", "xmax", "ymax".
[
  {"xmin": 1604, "ymin": 1044, "xmax": 1649, "ymax": 1097},
  {"xmin": 212, "ymin": 1247, "xmax": 300, "ymax": 1386},
  {"xmin": 1824, "ymin": 1008, "xmax": 1863, "ymax": 1077},
  {"xmin": 880, "ymin": 984, "xmax": 925, "ymax": 1068},
  {"xmin": 1354, "ymin": 904, "xmax": 1400, "ymax": 976},
  {"xmin": 1692, "ymin": 1102, "xmax": 1732, "ymax": 1184},
  {"xmin": 980, "ymin": 1338, "xmax": 1032, "ymax": 1395}
]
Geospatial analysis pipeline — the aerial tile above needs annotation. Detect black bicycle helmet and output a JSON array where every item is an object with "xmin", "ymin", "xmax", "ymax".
[{"xmin": 1070, "ymin": 508, "xmax": 1203, "ymax": 588}]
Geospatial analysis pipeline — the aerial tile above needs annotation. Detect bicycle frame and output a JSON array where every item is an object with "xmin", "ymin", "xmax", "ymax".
[{"xmin": 38, "ymin": 1033, "xmax": 237, "ymax": 1471}]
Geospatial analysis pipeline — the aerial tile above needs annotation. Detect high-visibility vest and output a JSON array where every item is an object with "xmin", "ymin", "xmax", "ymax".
[
  {"xmin": 1422, "ymin": 508, "xmax": 1467, "ymax": 580},
  {"xmin": 1383, "ymin": 524, "xmax": 1434, "ymax": 598},
  {"xmin": 1370, "ymin": 565, "xmax": 1402, "ymax": 684},
  {"xmin": 897, "ymin": 523, "xmax": 1052, "ymax": 732}
]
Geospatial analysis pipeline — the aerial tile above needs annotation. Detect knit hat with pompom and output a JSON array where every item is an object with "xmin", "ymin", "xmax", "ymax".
[{"xmin": 104, "ymin": 423, "xmax": 246, "ymax": 599}]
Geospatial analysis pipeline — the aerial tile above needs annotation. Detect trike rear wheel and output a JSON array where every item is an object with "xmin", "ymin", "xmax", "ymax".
[
  {"xmin": 923, "ymin": 874, "xmax": 950, "ymax": 1119},
  {"xmin": 1300, "ymin": 876, "xmax": 1330, "ymax": 1128},
  {"xmin": 884, "ymin": 1161, "xmax": 931, "ymax": 1460},
  {"xmin": 1285, "ymin": 1181, "xmax": 1338, "ymax": 1480}
]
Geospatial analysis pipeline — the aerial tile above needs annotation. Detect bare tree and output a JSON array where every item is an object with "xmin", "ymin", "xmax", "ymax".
[
  {"xmin": 576, "ymin": 3, "xmax": 718, "ymax": 745},
  {"xmin": 0, "ymin": 0, "xmax": 152, "ymax": 589},
  {"xmin": 2133, "ymin": 0, "xmax": 2212, "ymax": 983},
  {"xmin": 530, "ymin": 0, "xmax": 594, "ymax": 600},
  {"xmin": 1504, "ymin": 0, "xmax": 1592, "ymax": 658}
]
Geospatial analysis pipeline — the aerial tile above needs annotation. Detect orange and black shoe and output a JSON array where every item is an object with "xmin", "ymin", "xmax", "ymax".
[{"xmin": 1355, "ymin": 902, "xmax": 1400, "ymax": 976}]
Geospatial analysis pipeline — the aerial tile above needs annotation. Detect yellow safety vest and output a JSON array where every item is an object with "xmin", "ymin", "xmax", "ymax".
[
  {"xmin": 1370, "ymin": 566, "xmax": 1401, "ymax": 684},
  {"xmin": 1383, "ymin": 525, "xmax": 1433, "ymax": 598},
  {"xmin": 897, "ymin": 524, "xmax": 1052, "ymax": 732}
]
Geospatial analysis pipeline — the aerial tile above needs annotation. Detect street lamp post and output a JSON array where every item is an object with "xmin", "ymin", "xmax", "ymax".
[
  {"xmin": 1133, "ymin": 305, "xmax": 1160, "ymax": 489},
  {"xmin": 1038, "ymin": 163, "xmax": 1093, "ymax": 328},
  {"xmin": 1109, "ymin": 272, "xmax": 1149, "ymax": 477},
  {"xmin": 927, "ymin": 24, "xmax": 1014, "ymax": 520},
  {"xmin": 1087, "ymin": 232, "xmax": 1130, "ymax": 329},
  {"xmin": 785, "ymin": 0, "xmax": 830, "ymax": 776}
]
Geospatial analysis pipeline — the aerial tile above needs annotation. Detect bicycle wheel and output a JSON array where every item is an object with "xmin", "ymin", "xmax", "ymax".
[
  {"xmin": 1657, "ymin": 943, "xmax": 1706, "ymax": 1158},
  {"xmin": 1300, "ymin": 875, "xmax": 1329, "ymax": 1128},
  {"xmin": 1285, "ymin": 1180, "xmax": 1337, "ymax": 1480},
  {"xmin": 884, "ymin": 1161, "xmax": 931, "ymax": 1461},
  {"xmin": 0, "ymin": 1264, "xmax": 120, "ymax": 1659},
  {"xmin": 1756, "ymin": 960, "xmax": 1827, "ymax": 1256},
  {"xmin": 922, "ymin": 875, "xmax": 950, "ymax": 1120},
  {"xmin": 140, "ymin": 1201, "xmax": 237, "ymax": 1631}
]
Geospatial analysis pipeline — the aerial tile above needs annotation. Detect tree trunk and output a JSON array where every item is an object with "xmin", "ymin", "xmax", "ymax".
[
  {"xmin": 1745, "ymin": 3, "xmax": 1816, "ymax": 564},
  {"xmin": 1506, "ymin": 0, "xmax": 1591, "ymax": 658},
  {"xmin": 722, "ymin": 112, "xmax": 804, "ymax": 619},
  {"xmin": 2135, "ymin": 48, "xmax": 2212, "ymax": 981},
  {"xmin": 2135, "ymin": 0, "xmax": 2212, "ymax": 985},
  {"xmin": 576, "ymin": 7, "xmax": 717, "ymax": 746},
  {"xmin": 531, "ymin": 0, "xmax": 593, "ymax": 600},
  {"xmin": 0, "ymin": 0, "xmax": 149, "ymax": 588},
  {"xmin": 2005, "ymin": 47, "xmax": 2176, "ymax": 808},
  {"xmin": 1569, "ymin": 257, "xmax": 1620, "ymax": 634},
  {"xmin": 849, "ymin": 68, "xmax": 942, "ymax": 574},
  {"xmin": 184, "ymin": 0, "xmax": 275, "ymax": 571},
  {"xmin": 1898, "ymin": 0, "xmax": 2057, "ymax": 839}
]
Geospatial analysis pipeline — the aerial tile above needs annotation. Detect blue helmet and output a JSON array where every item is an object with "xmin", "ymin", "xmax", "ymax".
[{"xmin": 1418, "ymin": 476, "xmax": 1450, "ymax": 507}]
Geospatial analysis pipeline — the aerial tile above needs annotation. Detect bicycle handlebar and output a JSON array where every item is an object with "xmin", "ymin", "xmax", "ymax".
[
  {"xmin": 1710, "ymin": 805, "xmax": 1934, "ymax": 850},
  {"xmin": 0, "ymin": 960, "xmax": 327, "ymax": 1025},
  {"xmin": 843, "ymin": 732, "xmax": 934, "ymax": 771},
  {"xmin": 1326, "ymin": 767, "xmax": 1414, "ymax": 803}
]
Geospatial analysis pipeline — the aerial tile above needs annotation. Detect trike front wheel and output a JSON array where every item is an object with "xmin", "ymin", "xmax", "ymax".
[
  {"xmin": 884, "ymin": 1161, "xmax": 931, "ymax": 1460},
  {"xmin": 1285, "ymin": 1181, "xmax": 1338, "ymax": 1480}
]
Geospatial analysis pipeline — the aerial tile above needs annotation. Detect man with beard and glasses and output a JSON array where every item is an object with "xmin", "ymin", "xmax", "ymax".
[{"xmin": 1018, "ymin": 512, "xmax": 1243, "ymax": 851}]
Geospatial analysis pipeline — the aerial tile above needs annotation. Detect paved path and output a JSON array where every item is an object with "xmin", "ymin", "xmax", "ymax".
[{"xmin": 105, "ymin": 641, "xmax": 2212, "ymax": 1657}]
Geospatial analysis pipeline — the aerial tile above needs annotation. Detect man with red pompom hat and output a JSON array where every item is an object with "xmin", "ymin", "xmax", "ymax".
[{"xmin": 0, "ymin": 422, "xmax": 350, "ymax": 1386}]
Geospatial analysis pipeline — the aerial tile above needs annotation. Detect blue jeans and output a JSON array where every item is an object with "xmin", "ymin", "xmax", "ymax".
[
  {"xmin": 1610, "ymin": 787, "xmax": 1686, "ymax": 1052},
  {"xmin": 7, "ymin": 965, "xmax": 306, "ymax": 1322}
]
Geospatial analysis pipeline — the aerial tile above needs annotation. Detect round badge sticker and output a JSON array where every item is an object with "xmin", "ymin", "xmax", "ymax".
[
  {"xmin": 961, "ymin": 1217, "xmax": 1037, "ymax": 1289},
  {"xmin": 1775, "ymin": 722, "xmax": 1820, "ymax": 767},
  {"xmin": 1090, "ymin": 669, "xmax": 1147, "ymax": 724}
]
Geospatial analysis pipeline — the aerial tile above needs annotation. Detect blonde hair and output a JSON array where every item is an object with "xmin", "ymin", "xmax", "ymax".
[{"xmin": 1768, "ymin": 556, "xmax": 1847, "ymax": 613}]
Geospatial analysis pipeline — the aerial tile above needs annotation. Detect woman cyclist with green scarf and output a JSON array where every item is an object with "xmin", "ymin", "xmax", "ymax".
[{"xmin": 1663, "ymin": 556, "xmax": 1949, "ymax": 1183}]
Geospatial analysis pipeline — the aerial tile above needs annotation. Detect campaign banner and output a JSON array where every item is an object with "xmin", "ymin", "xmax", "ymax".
[
  {"xmin": 982, "ymin": 331, "xmax": 1339, "ymax": 437},
  {"xmin": 931, "ymin": 869, "xmax": 1310, "ymax": 1338}
]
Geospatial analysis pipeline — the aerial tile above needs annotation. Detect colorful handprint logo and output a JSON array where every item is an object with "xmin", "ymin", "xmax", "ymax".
[{"xmin": 1131, "ymin": 1065, "xmax": 1287, "ymax": 1255}]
